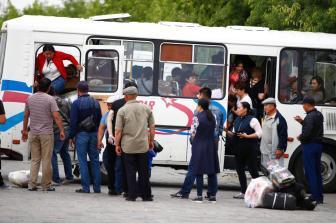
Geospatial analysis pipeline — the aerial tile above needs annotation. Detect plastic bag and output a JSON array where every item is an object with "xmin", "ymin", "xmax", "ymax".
[
  {"xmin": 8, "ymin": 170, "xmax": 42, "ymax": 188},
  {"xmin": 267, "ymin": 160, "xmax": 295, "ymax": 189},
  {"xmin": 244, "ymin": 176, "xmax": 274, "ymax": 208}
]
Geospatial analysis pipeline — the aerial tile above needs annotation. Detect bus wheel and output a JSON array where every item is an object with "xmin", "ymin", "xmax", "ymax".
[{"xmin": 293, "ymin": 146, "xmax": 336, "ymax": 193}]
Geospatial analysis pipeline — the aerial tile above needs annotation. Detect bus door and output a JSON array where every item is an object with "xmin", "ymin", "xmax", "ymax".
[
  {"xmin": 82, "ymin": 45, "xmax": 124, "ymax": 105},
  {"xmin": 224, "ymin": 45, "xmax": 278, "ymax": 169}
]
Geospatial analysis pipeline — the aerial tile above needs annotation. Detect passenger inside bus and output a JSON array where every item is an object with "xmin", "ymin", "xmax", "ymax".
[
  {"xmin": 137, "ymin": 66, "xmax": 153, "ymax": 95},
  {"xmin": 182, "ymin": 72, "xmax": 202, "ymax": 97},
  {"xmin": 305, "ymin": 76, "xmax": 325, "ymax": 104},
  {"xmin": 247, "ymin": 68, "xmax": 265, "ymax": 121},
  {"xmin": 229, "ymin": 61, "xmax": 249, "ymax": 95},
  {"xmin": 35, "ymin": 44, "xmax": 82, "ymax": 95}
]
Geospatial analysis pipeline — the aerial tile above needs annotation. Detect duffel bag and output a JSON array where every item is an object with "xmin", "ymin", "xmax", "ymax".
[{"xmin": 263, "ymin": 192, "xmax": 296, "ymax": 210}]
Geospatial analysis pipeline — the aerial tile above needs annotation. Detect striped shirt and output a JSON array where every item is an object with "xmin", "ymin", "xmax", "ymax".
[{"xmin": 25, "ymin": 92, "xmax": 59, "ymax": 135}]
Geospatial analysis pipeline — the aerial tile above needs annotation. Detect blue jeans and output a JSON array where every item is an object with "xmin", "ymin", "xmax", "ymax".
[
  {"xmin": 196, "ymin": 174, "xmax": 218, "ymax": 197},
  {"xmin": 303, "ymin": 143, "xmax": 324, "ymax": 202},
  {"xmin": 76, "ymin": 131, "xmax": 101, "ymax": 193},
  {"xmin": 115, "ymin": 156, "xmax": 123, "ymax": 193},
  {"xmin": 51, "ymin": 76, "xmax": 65, "ymax": 95},
  {"xmin": 52, "ymin": 131, "xmax": 73, "ymax": 183}
]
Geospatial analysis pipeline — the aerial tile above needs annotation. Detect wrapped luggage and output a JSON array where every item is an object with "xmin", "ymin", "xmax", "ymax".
[
  {"xmin": 267, "ymin": 161, "xmax": 295, "ymax": 189},
  {"xmin": 8, "ymin": 170, "xmax": 42, "ymax": 188},
  {"xmin": 263, "ymin": 192, "xmax": 297, "ymax": 210},
  {"xmin": 244, "ymin": 176, "xmax": 274, "ymax": 208}
]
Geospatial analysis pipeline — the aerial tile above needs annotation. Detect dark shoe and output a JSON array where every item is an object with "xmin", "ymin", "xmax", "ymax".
[
  {"xmin": 207, "ymin": 196, "xmax": 217, "ymax": 203},
  {"xmin": 123, "ymin": 193, "xmax": 128, "ymax": 198},
  {"xmin": 43, "ymin": 187, "xmax": 56, "ymax": 192},
  {"xmin": 142, "ymin": 197, "xmax": 153, "ymax": 202},
  {"xmin": 0, "ymin": 184, "xmax": 10, "ymax": 190},
  {"xmin": 94, "ymin": 191, "xmax": 101, "ymax": 194},
  {"xmin": 108, "ymin": 190, "xmax": 121, "ymax": 196},
  {"xmin": 28, "ymin": 187, "xmax": 38, "ymax": 191},
  {"xmin": 191, "ymin": 196, "xmax": 203, "ymax": 203},
  {"xmin": 170, "ymin": 192, "xmax": 189, "ymax": 199},
  {"xmin": 125, "ymin": 197, "xmax": 136, "ymax": 202},
  {"xmin": 75, "ymin": 189, "xmax": 90, "ymax": 193}
]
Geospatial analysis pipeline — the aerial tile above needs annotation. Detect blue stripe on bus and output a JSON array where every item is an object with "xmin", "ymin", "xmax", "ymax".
[
  {"xmin": 0, "ymin": 112, "xmax": 24, "ymax": 132},
  {"xmin": 156, "ymin": 129, "xmax": 190, "ymax": 136},
  {"xmin": 1, "ymin": 80, "xmax": 32, "ymax": 93}
]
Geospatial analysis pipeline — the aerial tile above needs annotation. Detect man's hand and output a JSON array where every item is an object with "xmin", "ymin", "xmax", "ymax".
[
  {"xmin": 108, "ymin": 136, "xmax": 115, "ymax": 145},
  {"xmin": 275, "ymin": 149, "xmax": 284, "ymax": 159},
  {"xmin": 115, "ymin": 145, "xmax": 122, "ymax": 156},
  {"xmin": 59, "ymin": 130, "xmax": 65, "ymax": 141},
  {"xmin": 21, "ymin": 130, "xmax": 28, "ymax": 142},
  {"xmin": 294, "ymin": 115, "xmax": 303, "ymax": 124},
  {"xmin": 76, "ymin": 64, "xmax": 83, "ymax": 72},
  {"xmin": 70, "ymin": 138, "xmax": 75, "ymax": 148},
  {"xmin": 97, "ymin": 141, "xmax": 104, "ymax": 150}
]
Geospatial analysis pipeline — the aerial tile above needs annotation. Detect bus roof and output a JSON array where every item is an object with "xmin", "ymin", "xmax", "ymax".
[{"xmin": 3, "ymin": 15, "xmax": 336, "ymax": 49}]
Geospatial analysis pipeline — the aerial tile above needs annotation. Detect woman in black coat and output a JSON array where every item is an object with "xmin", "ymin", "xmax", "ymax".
[{"xmin": 190, "ymin": 99, "xmax": 220, "ymax": 203}]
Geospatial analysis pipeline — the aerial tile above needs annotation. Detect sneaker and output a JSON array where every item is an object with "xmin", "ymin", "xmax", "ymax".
[
  {"xmin": 43, "ymin": 187, "xmax": 56, "ymax": 192},
  {"xmin": 75, "ymin": 189, "xmax": 90, "ymax": 193},
  {"xmin": 191, "ymin": 196, "xmax": 203, "ymax": 203},
  {"xmin": 123, "ymin": 193, "xmax": 128, "ymax": 198},
  {"xmin": 233, "ymin": 193, "xmax": 245, "ymax": 199},
  {"xmin": 170, "ymin": 192, "xmax": 189, "ymax": 199},
  {"xmin": 61, "ymin": 179, "xmax": 74, "ymax": 185},
  {"xmin": 28, "ymin": 187, "xmax": 38, "ymax": 191},
  {"xmin": 142, "ymin": 197, "xmax": 154, "ymax": 202},
  {"xmin": 0, "ymin": 184, "xmax": 10, "ymax": 190},
  {"xmin": 51, "ymin": 181, "xmax": 61, "ymax": 186},
  {"xmin": 125, "ymin": 197, "xmax": 136, "ymax": 202},
  {"xmin": 207, "ymin": 196, "xmax": 217, "ymax": 203},
  {"xmin": 108, "ymin": 190, "xmax": 121, "ymax": 196}
]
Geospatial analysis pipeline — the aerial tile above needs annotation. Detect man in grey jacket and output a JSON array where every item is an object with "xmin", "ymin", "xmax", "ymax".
[{"xmin": 260, "ymin": 98, "xmax": 288, "ymax": 168}]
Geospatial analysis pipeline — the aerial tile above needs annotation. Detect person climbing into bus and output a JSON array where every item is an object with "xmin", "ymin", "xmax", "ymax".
[
  {"xmin": 182, "ymin": 72, "xmax": 201, "ymax": 97},
  {"xmin": 35, "ymin": 44, "xmax": 82, "ymax": 94}
]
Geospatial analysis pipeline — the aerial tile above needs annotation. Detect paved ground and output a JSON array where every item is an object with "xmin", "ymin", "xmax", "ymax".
[{"xmin": 0, "ymin": 160, "xmax": 335, "ymax": 223}]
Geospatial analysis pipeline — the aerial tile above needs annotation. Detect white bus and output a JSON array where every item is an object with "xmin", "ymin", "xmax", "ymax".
[{"xmin": 0, "ymin": 15, "xmax": 335, "ymax": 192}]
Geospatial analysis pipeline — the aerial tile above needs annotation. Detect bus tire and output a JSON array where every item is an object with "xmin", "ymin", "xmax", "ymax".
[{"xmin": 293, "ymin": 145, "xmax": 336, "ymax": 193}]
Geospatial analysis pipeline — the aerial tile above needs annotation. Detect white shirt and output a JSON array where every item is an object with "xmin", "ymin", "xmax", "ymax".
[
  {"xmin": 42, "ymin": 60, "xmax": 61, "ymax": 81},
  {"xmin": 237, "ymin": 94, "xmax": 253, "ymax": 108}
]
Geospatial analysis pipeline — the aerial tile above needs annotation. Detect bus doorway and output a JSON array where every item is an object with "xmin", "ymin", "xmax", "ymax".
[{"xmin": 224, "ymin": 54, "xmax": 276, "ymax": 169}]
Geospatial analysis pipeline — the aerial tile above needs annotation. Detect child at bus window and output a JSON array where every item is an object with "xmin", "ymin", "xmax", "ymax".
[
  {"xmin": 182, "ymin": 73, "xmax": 201, "ymax": 97},
  {"xmin": 35, "ymin": 44, "xmax": 82, "ymax": 95}
]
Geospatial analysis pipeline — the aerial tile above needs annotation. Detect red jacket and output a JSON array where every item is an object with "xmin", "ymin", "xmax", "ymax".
[{"xmin": 36, "ymin": 51, "xmax": 79, "ymax": 80}]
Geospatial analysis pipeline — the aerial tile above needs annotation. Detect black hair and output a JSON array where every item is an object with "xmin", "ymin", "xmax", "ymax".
[
  {"xmin": 198, "ymin": 98, "xmax": 215, "ymax": 122},
  {"xmin": 48, "ymin": 86, "xmax": 55, "ymax": 96},
  {"xmin": 142, "ymin": 66, "xmax": 153, "ymax": 80},
  {"xmin": 42, "ymin": 44, "xmax": 55, "ymax": 52},
  {"xmin": 171, "ymin": 67, "xmax": 182, "ymax": 77},
  {"xmin": 234, "ymin": 81, "xmax": 246, "ymax": 91},
  {"xmin": 38, "ymin": 78, "xmax": 52, "ymax": 93},
  {"xmin": 240, "ymin": 102, "xmax": 252, "ymax": 114},
  {"xmin": 185, "ymin": 72, "xmax": 197, "ymax": 80},
  {"xmin": 310, "ymin": 76, "xmax": 325, "ymax": 97},
  {"xmin": 199, "ymin": 87, "xmax": 212, "ymax": 99},
  {"xmin": 124, "ymin": 81, "xmax": 138, "ymax": 89}
]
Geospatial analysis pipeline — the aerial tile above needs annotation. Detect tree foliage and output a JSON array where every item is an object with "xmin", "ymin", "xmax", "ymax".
[{"xmin": 1, "ymin": 0, "xmax": 336, "ymax": 33}]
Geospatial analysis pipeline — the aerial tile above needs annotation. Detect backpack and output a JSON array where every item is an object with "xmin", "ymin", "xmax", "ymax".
[{"xmin": 78, "ymin": 97, "xmax": 97, "ymax": 132}]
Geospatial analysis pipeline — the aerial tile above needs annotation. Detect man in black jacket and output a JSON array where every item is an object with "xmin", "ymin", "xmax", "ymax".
[{"xmin": 295, "ymin": 97, "xmax": 324, "ymax": 204}]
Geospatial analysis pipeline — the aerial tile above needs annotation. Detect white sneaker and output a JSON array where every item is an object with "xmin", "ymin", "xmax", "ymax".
[{"xmin": 233, "ymin": 193, "xmax": 245, "ymax": 199}]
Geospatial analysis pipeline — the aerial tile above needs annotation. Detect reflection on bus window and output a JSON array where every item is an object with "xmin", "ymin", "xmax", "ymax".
[
  {"xmin": 88, "ymin": 38, "xmax": 154, "ymax": 95},
  {"xmin": 86, "ymin": 50, "xmax": 118, "ymax": 92},
  {"xmin": 159, "ymin": 43, "xmax": 225, "ymax": 99},
  {"xmin": 279, "ymin": 49, "xmax": 336, "ymax": 106}
]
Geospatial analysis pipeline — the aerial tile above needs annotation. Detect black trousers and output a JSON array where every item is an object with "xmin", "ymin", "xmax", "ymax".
[
  {"xmin": 123, "ymin": 153, "xmax": 151, "ymax": 199},
  {"xmin": 105, "ymin": 143, "xmax": 117, "ymax": 192},
  {"xmin": 235, "ymin": 142, "xmax": 259, "ymax": 194}
]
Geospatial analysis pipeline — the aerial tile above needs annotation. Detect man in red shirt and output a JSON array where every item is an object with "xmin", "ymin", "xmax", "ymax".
[{"xmin": 182, "ymin": 73, "xmax": 201, "ymax": 97}]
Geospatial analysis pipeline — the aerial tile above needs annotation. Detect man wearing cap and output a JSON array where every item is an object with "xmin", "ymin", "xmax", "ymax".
[
  {"xmin": 115, "ymin": 86, "xmax": 155, "ymax": 201},
  {"xmin": 260, "ymin": 98, "xmax": 288, "ymax": 168},
  {"xmin": 295, "ymin": 97, "xmax": 324, "ymax": 204},
  {"xmin": 97, "ymin": 95, "xmax": 121, "ymax": 195},
  {"xmin": 69, "ymin": 81, "xmax": 102, "ymax": 193}
]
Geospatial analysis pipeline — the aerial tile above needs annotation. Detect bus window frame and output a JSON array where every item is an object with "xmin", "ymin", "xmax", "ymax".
[
  {"xmin": 85, "ymin": 49, "xmax": 120, "ymax": 93},
  {"xmin": 159, "ymin": 41, "xmax": 227, "ymax": 100},
  {"xmin": 35, "ymin": 43, "xmax": 82, "ymax": 63},
  {"xmin": 279, "ymin": 47, "xmax": 336, "ymax": 107},
  {"xmin": 0, "ymin": 32, "xmax": 7, "ymax": 80}
]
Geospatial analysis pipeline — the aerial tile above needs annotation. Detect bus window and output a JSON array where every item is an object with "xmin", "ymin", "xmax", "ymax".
[
  {"xmin": 0, "ymin": 32, "xmax": 7, "ymax": 80},
  {"xmin": 279, "ymin": 49, "xmax": 336, "ymax": 106},
  {"xmin": 35, "ymin": 44, "xmax": 81, "ymax": 94},
  {"xmin": 159, "ymin": 43, "xmax": 225, "ymax": 99},
  {"xmin": 88, "ymin": 38, "xmax": 154, "ymax": 95},
  {"xmin": 86, "ymin": 49, "xmax": 119, "ymax": 92}
]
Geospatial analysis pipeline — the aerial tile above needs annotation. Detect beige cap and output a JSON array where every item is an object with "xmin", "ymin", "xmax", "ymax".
[{"xmin": 123, "ymin": 86, "xmax": 138, "ymax": 95}]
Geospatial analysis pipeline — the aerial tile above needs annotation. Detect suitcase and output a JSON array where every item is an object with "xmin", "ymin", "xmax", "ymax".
[{"xmin": 263, "ymin": 192, "xmax": 296, "ymax": 210}]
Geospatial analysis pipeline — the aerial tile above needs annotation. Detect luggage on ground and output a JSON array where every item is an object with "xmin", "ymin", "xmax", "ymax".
[
  {"xmin": 244, "ymin": 176, "xmax": 274, "ymax": 208},
  {"xmin": 8, "ymin": 170, "xmax": 42, "ymax": 188},
  {"xmin": 263, "ymin": 192, "xmax": 296, "ymax": 210}
]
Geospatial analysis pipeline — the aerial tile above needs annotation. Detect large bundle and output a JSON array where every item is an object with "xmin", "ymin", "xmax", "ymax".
[
  {"xmin": 8, "ymin": 170, "xmax": 42, "ymax": 188},
  {"xmin": 244, "ymin": 176, "xmax": 274, "ymax": 208},
  {"xmin": 263, "ymin": 192, "xmax": 297, "ymax": 210}
]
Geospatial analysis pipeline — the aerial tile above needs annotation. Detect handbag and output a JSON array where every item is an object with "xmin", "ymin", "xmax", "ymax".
[{"xmin": 78, "ymin": 97, "xmax": 96, "ymax": 132}]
